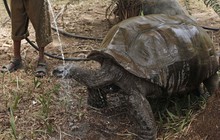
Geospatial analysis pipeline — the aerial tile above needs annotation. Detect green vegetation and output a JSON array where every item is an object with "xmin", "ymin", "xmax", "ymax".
[{"xmin": 150, "ymin": 91, "xmax": 209, "ymax": 139}]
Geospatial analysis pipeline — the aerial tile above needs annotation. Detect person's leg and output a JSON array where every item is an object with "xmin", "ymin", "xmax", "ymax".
[
  {"xmin": 35, "ymin": 45, "xmax": 49, "ymax": 77},
  {"xmin": 11, "ymin": 0, "xmax": 29, "ymax": 51},
  {"xmin": 38, "ymin": 47, "xmax": 45, "ymax": 63},
  {"xmin": 1, "ymin": 0, "xmax": 29, "ymax": 72},
  {"xmin": 13, "ymin": 40, "xmax": 22, "ymax": 60},
  {"xmin": 1, "ymin": 40, "xmax": 23, "ymax": 72},
  {"xmin": 25, "ymin": 0, "xmax": 52, "ymax": 77}
]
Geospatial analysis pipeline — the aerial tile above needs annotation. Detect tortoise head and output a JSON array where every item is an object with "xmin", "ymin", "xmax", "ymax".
[{"xmin": 53, "ymin": 64, "xmax": 75, "ymax": 78}]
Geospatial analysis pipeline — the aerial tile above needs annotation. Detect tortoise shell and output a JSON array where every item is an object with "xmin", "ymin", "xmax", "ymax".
[{"xmin": 88, "ymin": 14, "xmax": 219, "ymax": 94}]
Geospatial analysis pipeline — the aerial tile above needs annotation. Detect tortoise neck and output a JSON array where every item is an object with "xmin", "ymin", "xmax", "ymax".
[{"xmin": 69, "ymin": 60, "xmax": 123, "ymax": 88}]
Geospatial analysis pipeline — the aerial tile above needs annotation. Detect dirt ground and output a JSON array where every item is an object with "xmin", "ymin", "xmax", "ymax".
[{"xmin": 0, "ymin": 0, "xmax": 220, "ymax": 140}]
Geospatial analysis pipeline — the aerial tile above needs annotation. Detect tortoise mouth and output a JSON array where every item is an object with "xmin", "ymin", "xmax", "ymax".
[
  {"xmin": 52, "ymin": 64, "xmax": 73, "ymax": 78},
  {"xmin": 53, "ymin": 68, "xmax": 64, "ymax": 78}
]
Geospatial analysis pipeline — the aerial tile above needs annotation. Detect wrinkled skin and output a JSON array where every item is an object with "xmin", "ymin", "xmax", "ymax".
[{"xmin": 53, "ymin": 14, "xmax": 219, "ymax": 140}]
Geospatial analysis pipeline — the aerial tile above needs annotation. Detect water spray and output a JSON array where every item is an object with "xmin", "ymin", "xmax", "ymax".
[{"xmin": 47, "ymin": 0, "xmax": 66, "ymax": 65}]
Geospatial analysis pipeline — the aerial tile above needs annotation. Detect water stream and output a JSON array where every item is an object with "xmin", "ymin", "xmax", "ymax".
[{"xmin": 47, "ymin": 0, "xmax": 66, "ymax": 65}]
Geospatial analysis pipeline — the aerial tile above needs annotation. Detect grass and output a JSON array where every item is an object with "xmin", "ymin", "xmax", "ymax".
[
  {"xmin": 0, "ymin": 71, "xmax": 73, "ymax": 139},
  {"xmin": 9, "ymin": 107, "xmax": 17, "ymax": 140},
  {"xmin": 150, "ymin": 91, "xmax": 209, "ymax": 139}
]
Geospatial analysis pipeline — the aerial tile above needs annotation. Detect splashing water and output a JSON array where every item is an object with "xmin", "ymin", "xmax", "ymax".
[{"xmin": 47, "ymin": 0, "xmax": 65, "ymax": 65}]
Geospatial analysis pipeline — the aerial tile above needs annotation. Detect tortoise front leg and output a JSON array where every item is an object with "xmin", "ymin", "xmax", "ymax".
[
  {"xmin": 87, "ymin": 84, "xmax": 121, "ymax": 108},
  {"xmin": 129, "ymin": 90, "xmax": 157, "ymax": 140},
  {"xmin": 87, "ymin": 88, "xmax": 107, "ymax": 108}
]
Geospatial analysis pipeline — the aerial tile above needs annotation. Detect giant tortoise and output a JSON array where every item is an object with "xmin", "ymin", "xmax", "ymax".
[{"xmin": 53, "ymin": 14, "xmax": 219, "ymax": 139}]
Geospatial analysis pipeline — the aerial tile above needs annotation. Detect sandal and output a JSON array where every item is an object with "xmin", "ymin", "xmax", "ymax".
[
  {"xmin": 1, "ymin": 58, "xmax": 22, "ymax": 73},
  {"xmin": 35, "ymin": 62, "xmax": 47, "ymax": 78}
]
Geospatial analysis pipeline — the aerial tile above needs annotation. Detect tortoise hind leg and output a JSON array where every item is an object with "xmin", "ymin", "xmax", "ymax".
[
  {"xmin": 203, "ymin": 73, "xmax": 219, "ymax": 95},
  {"xmin": 129, "ymin": 91, "xmax": 157, "ymax": 140}
]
